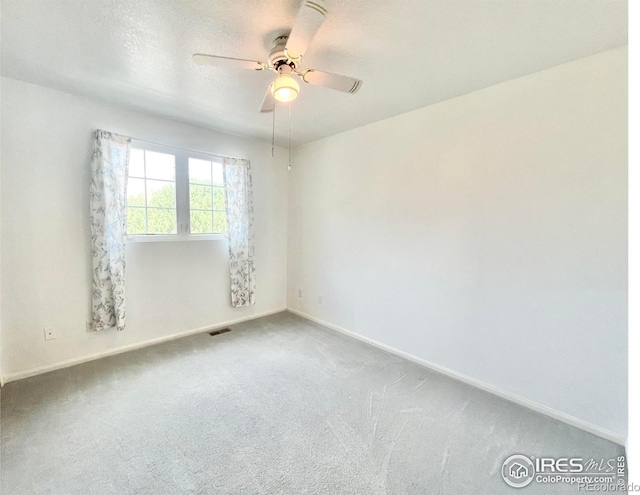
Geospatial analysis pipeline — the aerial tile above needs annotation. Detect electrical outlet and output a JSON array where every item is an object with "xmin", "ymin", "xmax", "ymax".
[
  {"xmin": 44, "ymin": 327, "xmax": 56, "ymax": 341},
  {"xmin": 318, "ymin": 296, "xmax": 323, "ymax": 305},
  {"xmin": 297, "ymin": 289, "xmax": 303, "ymax": 298}
]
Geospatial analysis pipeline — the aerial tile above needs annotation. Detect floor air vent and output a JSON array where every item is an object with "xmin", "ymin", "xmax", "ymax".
[{"xmin": 209, "ymin": 328, "xmax": 231, "ymax": 337}]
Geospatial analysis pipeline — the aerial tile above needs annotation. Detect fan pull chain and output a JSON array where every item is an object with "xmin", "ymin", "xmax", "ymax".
[
  {"xmin": 288, "ymin": 104, "xmax": 292, "ymax": 172},
  {"xmin": 271, "ymin": 102, "xmax": 276, "ymax": 157}
]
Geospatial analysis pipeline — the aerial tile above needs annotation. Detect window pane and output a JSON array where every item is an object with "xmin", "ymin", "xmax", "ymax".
[
  {"xmin": 145, "ymin": 151, "xmax": 175, "ymax": 180},
  {"xmin": 190, "ymin": 184, "xmax": 212, "ymax": 210},
  {"xmin": 147, "ymin": 208, "xmax": 176, "ymax": 234},
  {"xmin": 127, "ymin": 178, "xmax": 146, "ymax": 206},
  {"xmin": 129, "ymin": 148, "xmax": 145, "ymax": 177},
  {"xmin": 127, "ymin": 207, "xmax": 146, "ymax": 234},
  {"xmin": 146, "ymin": 180, "xmax": 175, "ymax": 207},
  {"xmin": 213, "ymin": 187, "xmax": 226, "ymax": 210},
  {"xmin": 212, "ymin": 162, "xmax": 224, "ymax": 186},
  {"xmin": 189, "ymin": 158, "xmax": 211, "ymax": 185},
  {"xmin": 213, "ymin": 212, "xmax": 227, "ymax": 233},
  {"xmin": 190, "ymin": 210, "xmax": 213, "ymax": 234}
]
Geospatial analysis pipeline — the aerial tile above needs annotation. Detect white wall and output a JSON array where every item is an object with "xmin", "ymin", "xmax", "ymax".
[
  {"xmin": 287, "ymin": 47, "xmax": 627, "ymax": 439},
  {"xmin": 0, "ymin": 77, "xmax": 288, "ymax": 378}
]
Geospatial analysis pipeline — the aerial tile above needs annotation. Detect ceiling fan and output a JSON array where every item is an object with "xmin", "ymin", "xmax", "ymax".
[{"xmin": 192, "ymin": 0, "xmax": 362, "ymax": 113}]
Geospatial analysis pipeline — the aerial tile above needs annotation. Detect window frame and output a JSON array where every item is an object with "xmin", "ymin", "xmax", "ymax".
[{"xmin": 126, "ymin": 140, "xmax": 227, "ymax": 243}]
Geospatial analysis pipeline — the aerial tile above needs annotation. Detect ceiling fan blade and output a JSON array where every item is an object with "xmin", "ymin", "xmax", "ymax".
[
  {"xmin": 300, "ymin": 69, "xmax": 362, "ymax": 94},
  {"xmin": 260, "ymin": 85, "xmax": 276, "ymax": 113},
  {"xmin": 193, "ymin": 54, "xmax": 265, "ymax": 70},
  {"xmin": 285, "ymin": 0, "xmax": 328, "ymax": 60}
]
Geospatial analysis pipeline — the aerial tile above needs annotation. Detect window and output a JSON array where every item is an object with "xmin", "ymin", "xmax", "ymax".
[
  {"xmin": 127, "ymin": 149, "xmax": 177, "ymax": 235},
  {"xmin": 126, "ymin": 141, "xmax": 227, "ymax": 240},
  {"xmin": 188, "ymin": 158, "xmax": 227, "ymax": 234}
]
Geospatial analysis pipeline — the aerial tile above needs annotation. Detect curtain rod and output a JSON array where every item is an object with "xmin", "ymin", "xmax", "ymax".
[{"xmin": 127, "ymin": 136, "xmax": 241, "ymax": 162}]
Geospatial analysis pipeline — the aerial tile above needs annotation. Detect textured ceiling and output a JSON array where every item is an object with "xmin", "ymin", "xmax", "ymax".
[{"xmin": 1, "ymin": 0, "xmax": 628, "ymax": 146}]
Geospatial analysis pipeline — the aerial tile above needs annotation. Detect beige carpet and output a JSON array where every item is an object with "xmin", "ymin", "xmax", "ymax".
[{"xmin": 1, "ymin": 312, "xmax": 625, "ymax": 494}]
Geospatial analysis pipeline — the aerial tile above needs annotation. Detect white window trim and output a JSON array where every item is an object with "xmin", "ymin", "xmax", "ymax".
[
  {"xmin": 127, "ymin": 234, "xmax": 227, "ymax": 243},
  {"xmin": 126, "ymin": 140, "xmax": 227, "ymax": 242}
]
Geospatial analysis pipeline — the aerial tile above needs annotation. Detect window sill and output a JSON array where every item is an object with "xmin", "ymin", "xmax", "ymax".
[{"xmin": 127, "ymin": 234, "xmax": 226, "ymax": 243}]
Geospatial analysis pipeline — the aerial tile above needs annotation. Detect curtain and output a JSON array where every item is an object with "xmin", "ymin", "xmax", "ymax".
[
  {"xmin": 90, "ymin": 130, "xmax": 131, "ymax": 330},
  {"xmin": 223, "ymin": 158, "xmax": 256, "ymax": 307}
]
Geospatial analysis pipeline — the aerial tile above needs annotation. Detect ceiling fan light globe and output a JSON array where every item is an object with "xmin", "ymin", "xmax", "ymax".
[
  {"xmin": 271, "ymin": 74, "xmax": 300, "ymax": 102},
  {"xmin": 275, "ymin": 87, "xmax": 296, "ymax": 102}
]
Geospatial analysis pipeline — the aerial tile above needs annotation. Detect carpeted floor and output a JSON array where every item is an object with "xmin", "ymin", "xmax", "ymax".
[{"xmin": 1, "ymin": 312, "xmax": 625, "ymax": 494}]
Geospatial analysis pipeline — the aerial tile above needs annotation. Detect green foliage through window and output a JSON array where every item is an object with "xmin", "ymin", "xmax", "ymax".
[{"xmin": 126, "ymin": 184, "xmax": 176, "ymax": 234}]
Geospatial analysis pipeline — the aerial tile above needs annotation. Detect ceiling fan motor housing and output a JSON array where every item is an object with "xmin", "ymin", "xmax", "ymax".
[{"xmin": 269, "ymin": 35, "xmax": 299, "ymax": 70}]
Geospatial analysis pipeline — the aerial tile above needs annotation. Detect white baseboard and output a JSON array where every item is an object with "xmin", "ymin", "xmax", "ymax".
[
  {"xmin": 1, "ymin": 307, "xmax": 287, "ymax": 385},
  {"xmin": 287, "ymin": 307, "xmax": 626, "ymax": 447}
]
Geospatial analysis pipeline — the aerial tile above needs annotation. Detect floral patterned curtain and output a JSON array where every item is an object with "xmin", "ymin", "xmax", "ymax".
[
  {"xmin": 223, "ymin": 158, "xmax": 256, "ymax": 307},
  {"xmin": 90, "ymin": 130, "xmax": 131, "ymax": 330}
]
